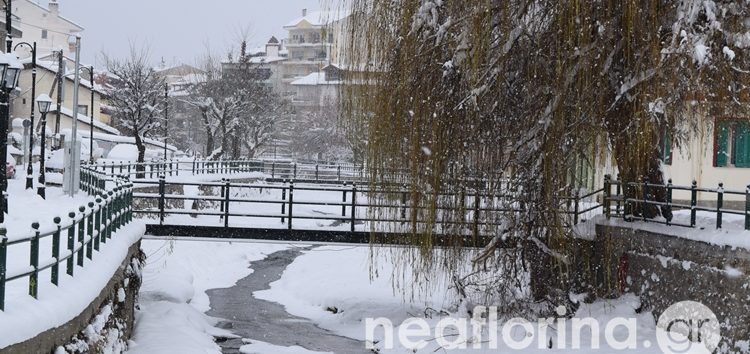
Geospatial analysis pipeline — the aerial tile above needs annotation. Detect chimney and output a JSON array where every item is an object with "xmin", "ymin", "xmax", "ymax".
[
  {"xmin": 302, "ymin": 8, "xmax": 307, "ymax": 17},
  {"xmin": 49, "ymin": 0, "xmax": 59, "ymax": 16}
]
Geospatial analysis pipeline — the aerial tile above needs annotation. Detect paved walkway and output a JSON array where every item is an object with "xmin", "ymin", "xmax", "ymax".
[{"xmin": 206, "ymin": 248, "xmax": 371, "ymax": 354}]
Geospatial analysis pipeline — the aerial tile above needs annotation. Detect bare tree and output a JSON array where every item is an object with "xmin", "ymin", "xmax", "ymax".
[{"xmin": 104, "ymin": 46, "xmax": 166, "ymax": 175}]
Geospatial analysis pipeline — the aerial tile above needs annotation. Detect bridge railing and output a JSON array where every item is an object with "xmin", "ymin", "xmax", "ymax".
[
  {"xmin": 603, "ymin": 175, "xmax": 750, "ymax": 230},
  {"xmin": 130, "ymin": 178, "xmax": 602, "ymax": 238},
  {"xmin": 0, "ymin": 167, "xmax": 134, "ymax": 311}
]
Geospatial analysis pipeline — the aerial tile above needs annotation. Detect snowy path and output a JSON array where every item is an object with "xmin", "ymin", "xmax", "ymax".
[{"xmin": 206, "ymin": 247, "xmax": 370, "ymax": 354}]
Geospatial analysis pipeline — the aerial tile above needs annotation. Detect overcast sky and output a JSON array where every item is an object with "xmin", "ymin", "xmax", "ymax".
[{"xmin": 54, "ymin": 0, "xmax": 321, "ymax": 67}]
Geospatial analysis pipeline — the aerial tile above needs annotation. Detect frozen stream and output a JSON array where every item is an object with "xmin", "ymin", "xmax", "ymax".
[{"xmin": 207, "ymin": 247, "xmax": 369, "ymax": 354}]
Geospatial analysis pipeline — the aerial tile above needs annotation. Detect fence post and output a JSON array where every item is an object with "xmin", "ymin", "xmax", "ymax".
[
  {"xmin": 101, "ymin": 194, "xmax": 109, "ymax": 242},
  {"xmin": 219, "ymin": 178, "xmax": 225, "ymax": 223},
  {"xmin": 95, "ymin": 198, "xmax": 102, "ymax": 247},
  {"xmin": 294, "ymin": 163, "xmax": 297, "ymax": 179},
  {"xmin": 690, "ymin": 180, "xmax": 698, "ymax": 227},
  {"xmin": 337, "ymin": 166, "xmax": 341, "ymax": 181},
  {"xmin": 717, "ymin": 182, "xmax": 724, "ymax": 229},
  {"xmin": 615, "ymin": 174, "xmax": 622, "ymax": 216},
  {"xmin": 86, "ymin": 203, "xmax": 94, "ymax": 258},
  {"xmin": 401, "ymin": 184, "xmax": 408, "ymax": 220},
  {"xmin": 666, "ymin": 179, "xmax": 673, "ymax": 226},
  {"xmin": 0, "ymin": 226, "xmax": 5, "ymax": 311},
  {"xmin": 573, "ymin": 189, "xmax": 580, "ymax": 225},
  {"xmin": 159, "ymin": 176, "xmax": 166, "ymax": 225},
  {"xmin": 288, "ymin": 182, "xmax": 294, "ymax": 230},
  {"xmin": 746, "ymin": 185, "xmax": 750, "ymax": 231},
  {"xmin": 224, "ymin": 179, "xmax": 230, "ymax": 228},
  {"xmin": 642, "ymin": 177, "xmax": 649, "ymax": 223},
  {"xmin": 473, "ymin": 192, "xmax": 480, "ymax": 238},
  {"xmin": 192, "ymin": 159, "xmax": 196, "ymax": 175},
  {"xmin": 603, "ymin": 175, "xmax": 611, "ymax": 219},
  {"xmin": 351, "ymin": 184, "xmax": 357, "ymax": 232},
  {"xmin": 51, "ymin": 217, "xmax": 61, "ymax": 286},
  {"xmin": 271, "ymin": 162, "xmax": 276, "ymax": 179},
  {"xmin": 342, "ymin": 182, "xmax": 348, "ymax": 217},
  {"xmin": 315, "ymin": 164, "xmax": 319, "ymax": 181},
  {"xmin": 67, "ymin": 212, "xmax": 76, "ymax": 275},
  {"xmin": 281, "ymin": 181, "xmax": 287, "ymax": 224},
  {"xmin": 29, "ymin": 222, "xmax": 40, "ymax": 299},
  {"xmin": 77, "ymin": 206, "xmax": 86, "ymax": 265}
]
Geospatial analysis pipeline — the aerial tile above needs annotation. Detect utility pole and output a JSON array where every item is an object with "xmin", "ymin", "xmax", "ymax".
[
  {"xmin": 5, "ymin": 0, "xmax": 11, "ymax": 52},
  {"xmin": 89, "ymin": 65, "xmax": 94, "ymax": 163},
  {"xmin": 64, "ymin": 35, "xmax": 81, "ymax": 196},
  {"xmin": 163, "ymin": 83, "xmax": 168, "ymax": 161},
  {"xmin": 54, "ymin": 50, "xmax": 63, "ymax": 138}
]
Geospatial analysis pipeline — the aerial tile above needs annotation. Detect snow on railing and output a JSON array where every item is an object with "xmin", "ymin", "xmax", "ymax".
[{"xmin": 0, "ymin": 167, "xmax": 134, "ymax": 311}]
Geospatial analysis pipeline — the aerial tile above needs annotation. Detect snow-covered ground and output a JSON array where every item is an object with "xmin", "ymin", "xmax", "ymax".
[
  {"xmin": 130, "ymin": 240, "xmax": 695, "ymax": 354},
  {"xmin": 0, "ymin": 172, "xmax": 146, "ymax": 348},
  {"xmin": 255, "ymin": 246, "xmax": 670, "ymax": 353},
  {"xmin": 602, "ymin": 210, "xmax": 750, "ymax": 250},
  {"xmin": 126, "ymin": 239, "xmax": 290, "ymax": 354}
]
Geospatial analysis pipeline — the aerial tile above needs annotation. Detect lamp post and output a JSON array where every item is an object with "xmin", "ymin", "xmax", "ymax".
[
  {"xmin": 0, "ymin": 53, "xmax": 22, "ymax": 222},
  {"xmin": 35, "ymin": 94, "xmax": 52, "ymax": 199},
  {"xmin": 163, "ymin": 83, "xmax": 168, "ymax": 161},
  {"xmin": 89, "ymin": 65, "xmax": 94, "ymax": 163},
  {"xmin": 13, "ymin": 41, "xmax": 36, "ymax": 189}
]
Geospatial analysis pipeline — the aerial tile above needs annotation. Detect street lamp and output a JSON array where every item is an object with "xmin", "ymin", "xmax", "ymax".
[
  {"xmin": 14, "ymin": 41, "xmax": 37, "ymax": 190},
  {"xmin": 0, "ymin": 52, "xmax": 22, "ymax": 222},
  {"xmin": 35, "ymin": 94, "xmax": 52, "ymax": 199}
]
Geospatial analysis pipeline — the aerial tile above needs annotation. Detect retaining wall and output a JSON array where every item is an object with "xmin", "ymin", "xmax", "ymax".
[
  {"xmin": 0, "ymin": 241, "xmax": 143, "ymax": 354},
  {"xmin": 584, "ymin": 224, "xmax": 750, "ymax": 352}
]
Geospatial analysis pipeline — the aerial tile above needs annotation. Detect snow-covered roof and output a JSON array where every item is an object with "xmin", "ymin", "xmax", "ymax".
[
  {"xmin": 249, "ymin": 56, "xmax": 287, "ymax": 65},
  {"xmin": 54, "ymin": 106, "xmax": 121, "ymax": 135},
  {"xmin": 22, "ymin": 0, "xmax": 84, "ymax": 31},
  {"xmin": 284, "ymin": 10, "xmax": 349, "ymax": 28},
  {"xmin": 290, "ymin": 72, "xmax": 341, "ymax": 86},
  {"xmin": 77, "ymin": 131, "xmax": 178, "ymax": 152},
  {"xmin": 30, "ymin": 59, "xmax": 111, "ymax": 95}
]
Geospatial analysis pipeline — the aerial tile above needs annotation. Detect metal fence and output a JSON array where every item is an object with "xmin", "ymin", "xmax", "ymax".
[
  {"xmin": 603, "ymin": 175, "xmax": 750, "ymax": 230},
  {"xmin": 130, "ymin": 177, "xmax": 600, "ymax": 238},
  {"xmin": 0, "ymin": 167, "xmax": 134, "ymax": 311}
]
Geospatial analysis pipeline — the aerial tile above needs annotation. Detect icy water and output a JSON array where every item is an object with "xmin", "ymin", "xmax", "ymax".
[{"xmin": 206, "ymin": 247, "xmax": 371, "ymax": 354}]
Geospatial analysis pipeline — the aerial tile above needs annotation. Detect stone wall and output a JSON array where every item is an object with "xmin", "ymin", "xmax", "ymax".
[
  {"xmin": 584, "ymin": 224, "xmax": 750, "ymax": 352},
  {"xmin": 0, "ymin": 242, "xmax": 143, "ymax": 354}
]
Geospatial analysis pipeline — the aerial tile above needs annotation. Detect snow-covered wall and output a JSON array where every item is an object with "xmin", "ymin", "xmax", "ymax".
[
  {"xmin": 579, "ymin": 224, "xmax": 750, "ymax": 353},
  {"xmin": 1, "ymin": 242, "xmax": 143, "ymax": 354}
]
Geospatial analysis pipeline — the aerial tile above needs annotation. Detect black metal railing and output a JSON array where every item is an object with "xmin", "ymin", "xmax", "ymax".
[
  {"xmin": 130, "ymin": 177, "xmax": 600, "ymax": 237},
  {"xmin": 603, "ymin": 175, "xmax": 750, "ymax": 230},
  {"xmin": 0, "ymin": 167, "xmax": 134, "ymax": 311}
]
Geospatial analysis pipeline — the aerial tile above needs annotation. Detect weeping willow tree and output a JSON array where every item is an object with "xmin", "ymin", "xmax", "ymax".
[{"xmin": 331, "ymin": 0, "xmax": 750, "ymax": 309}]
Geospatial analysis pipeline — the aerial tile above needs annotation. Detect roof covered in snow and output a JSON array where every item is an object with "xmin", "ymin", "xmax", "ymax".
[
  {"xmin": 284, "ymin": 10, "xmax": 349, "ymax": 29},
  {"xmin": 290, "ymin": 72, "xmax": 341, "ymax": 86}
]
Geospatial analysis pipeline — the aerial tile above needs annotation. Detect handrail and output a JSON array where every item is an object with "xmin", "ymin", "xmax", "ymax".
[
  {"xmin": 132, "ymin": 177, "xmax": 599, "ymax": 237},
  {"xmin": 603, "ymin": 176, "xmax": 749, "ymax": 230},
  {"xmin": 0, "ymin": 166, "xmax": 134, "ymax": 311}
]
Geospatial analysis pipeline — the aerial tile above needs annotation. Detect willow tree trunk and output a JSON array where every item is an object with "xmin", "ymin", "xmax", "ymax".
[{"xmin": 609, "ymin": 122, "xmax": 673, "ymax": 221}]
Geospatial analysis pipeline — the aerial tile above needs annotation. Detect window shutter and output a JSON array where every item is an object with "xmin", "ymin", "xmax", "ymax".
[
  {"xmin": 735, "ymin": 122, "xmax": 750, "ymax": 167},
  {"xmin": 662, "ymin": 130, "xmax": 672, "ymax": 165},
  {"xmin": 716, "ymin": 121, "xmax": 730, "ymax": 167}
]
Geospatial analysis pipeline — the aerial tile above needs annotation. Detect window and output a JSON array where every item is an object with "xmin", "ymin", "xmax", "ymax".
[
  {"xmin": 660, "ymin": 130, "xmax": 672, "ymax": 165},
  {"xmin": 41, "ymin": 29, "xmax": 48, "ymax": 39},
  {"xmin": 715, "ymin": 119, "xmax": 750, "ymax": 167},
  {"xmin": 78, "ymin": 105, "xmax": 88, "ymax": 117}
]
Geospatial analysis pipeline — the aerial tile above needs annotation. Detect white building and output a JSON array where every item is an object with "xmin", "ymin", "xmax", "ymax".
[{"xmin": 7, "ymin": 0, "xmax": 83, "ymax": 58}]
